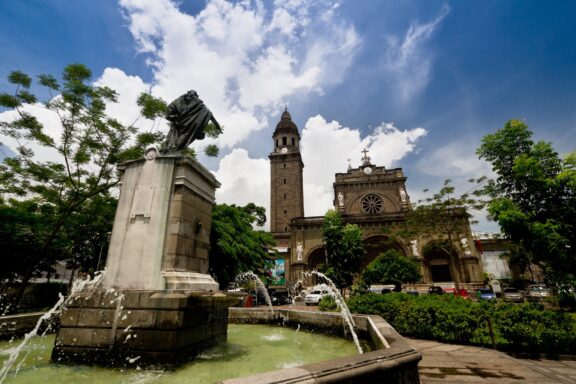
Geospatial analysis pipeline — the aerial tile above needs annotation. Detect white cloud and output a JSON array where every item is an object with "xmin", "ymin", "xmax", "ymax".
[
  {"xmin": 383, "ymin": 4, "xmax": 449, "ymax": 103},
  {"xmin": 213, "ymin": 148, "xmax": 270, "ymax": 225},
  {"xmin": 118, "ymin": 0, "xmax": 360, "ymax": 150},
  {"xmin": 0, "ymin": 104, "xmax": 62, "ymax": 163},
  {"xmin": 301, "ymin": 115, "xmax": 427, "ymax": 216},
  {"xmin": 95, "ymin": 68, "xmax": 152, "ymax": 128},
  {"xmin": 417, "ymin": 141, "xmax": 493, "ymax": 178}
]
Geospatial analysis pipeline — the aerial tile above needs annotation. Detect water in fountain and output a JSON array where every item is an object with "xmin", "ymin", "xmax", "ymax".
[
  {"xmin": 0, "ymin": 324, "xmax": 357, "ymax": 383},
  {"xmin": 304, "ymin": 271, "xmax": 363, "ymax": 354},
  {"xmin": 234, "ymin": 272, "xmax": 274, "ymax": 312},
  {"xmin": 0, "ymin": 272, "xmax": 104, "ymax": 384}
]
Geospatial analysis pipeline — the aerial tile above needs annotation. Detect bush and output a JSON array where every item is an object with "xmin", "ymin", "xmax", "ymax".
[
  {"xmin": 347, "ymin": 293, "xmax": 576, "ymax": 355},
  {"xmin": 318, "ymin": 295, "xmax": 339, "ymax": 312},
  {"xmin": 19, "ymin": 282, "xmax": 68, "ymax": 311}
]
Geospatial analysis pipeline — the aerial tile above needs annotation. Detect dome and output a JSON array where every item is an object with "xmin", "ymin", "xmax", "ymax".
[{"xmin": 274, "ymin": 108, "xmax": 300, "ymax": 138}]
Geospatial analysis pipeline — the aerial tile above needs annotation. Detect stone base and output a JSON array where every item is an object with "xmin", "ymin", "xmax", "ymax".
[
  {"xmin": 162, "ymin": 271, "xmax": 219, "ymax": 291},
  {"xmin": 52, "ymin": 289, "xmax": 237, "ymax": 367}
]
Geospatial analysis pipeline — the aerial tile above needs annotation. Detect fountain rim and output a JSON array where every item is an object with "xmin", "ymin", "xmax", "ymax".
[{"xmin": 222, "ymin": 307, "xmax": 421, "ymax": 384}]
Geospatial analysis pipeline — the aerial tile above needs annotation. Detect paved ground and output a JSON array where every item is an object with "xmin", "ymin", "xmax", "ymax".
[{"xmin": 407, "ymin": 338, "xmax": 576, "ymax": 384}]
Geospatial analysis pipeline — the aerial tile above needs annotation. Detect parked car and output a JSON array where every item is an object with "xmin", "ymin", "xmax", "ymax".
[
  {"xmin": 444, "ymin": 288, "xmax": 470, "ymax": 299},
  {"xmin": 528, "ymin": 284, "xmax": 550, "ymax": 299},
  {"xmin": 369, "ymin": 284, "xmax": 396, "ymax": 294},
  {"xmin": 427, "ymin": 286, "xmax": 444, "ymax": 295},
  {"xmin": 476, "ymin": 288, "xmax": 496, "ymax": 301},
  {"xmin": 502, "ymin": 287, "xmax": 524, "ymax": 303},
  {"xmin": 268, "ymin": 289, "xmax": 292, "ymax": 306},
  {"xmin": 304, "ymin": 288, "xmax": 331, "ymax": 305}
]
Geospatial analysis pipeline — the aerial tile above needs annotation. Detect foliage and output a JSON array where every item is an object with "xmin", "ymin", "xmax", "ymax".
[
  {"xmin": 0, "ymin": 64, "xmax": 165, "ymax": 309},
  {"xmin": 322, "ymin": 210, "xmax": 366, "ymax": 291},
  {"xmin": 318, "ymin": 294, "xmax": 339, "ymax": 312},
  {"xmin": 0, "ymin": 201, "xmax": 62, "ymax": 283},
  {"xmin": 362, "ymin": 249, "xmax": 421, "ymax": 289},
  {"xmin": 209, "ymin": 203, "xmax": 276, "ymax": 289},
  {"xmin": 477, "ymin": 119, "xmax": 576, "ymax": 286},
  {"xmin": 399, "ymin": 179, "xmax": 485, "ymax": 290},
  {"xmin": 347, "ymin": 293, "xmax": 576, "ymax": 354}
]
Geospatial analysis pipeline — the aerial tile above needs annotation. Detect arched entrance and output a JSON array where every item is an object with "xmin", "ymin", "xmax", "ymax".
[
  {"xmin": 307, "ymin": 247, "xmax": 326, "ymax": 270},
  {"xmin": 422, "ymin": 241, "xmax": 455, "ymax": 283},
  {"xmin": 362, "ymin": 235, "xmax": 406, "ymax": 270}
]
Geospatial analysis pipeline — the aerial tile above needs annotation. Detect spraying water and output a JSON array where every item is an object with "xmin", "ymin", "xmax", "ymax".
[
  {"xmin": 234, "ymin": 272, "xmax": 274, "ymax": 313},
  {"xmin": 0, "ymin": 272, "xmax": 104, "ymax": 384},
  {"xmin": 305, "ymin": 271, "xmax": 363, "ymax": 354}
]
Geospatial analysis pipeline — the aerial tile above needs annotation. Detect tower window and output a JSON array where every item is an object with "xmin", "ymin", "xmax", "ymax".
[
  {"xmin": 283, "ymin": 163, "xmax": 286, "ymax": 168},
  {"xmin": 276, "ymin": 139, "xmax": 278, "ymax": 148},
  {"xmin": 292, "ymin": 137, "xmax": 295, "ymax": 146},
  {"xmin": 282, "ymin": 136, "xmax": 287, "ymax": 145},
  {"xmin": 284, "ymin": 193, "xmax": 287, "ymax": 199},
  {"xmin": 284, "ymin": 227, "xmax": 288, "ymax": 232},
  {"xmin": 283, "ymin": 178, "xmax": 286, "ymax": 184},
  {"xmin": 284, "ymin": 210, "xmax": 287, "ymax": 214}
]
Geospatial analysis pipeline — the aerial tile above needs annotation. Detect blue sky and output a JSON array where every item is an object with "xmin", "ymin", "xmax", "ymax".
[{"xmin": 1, "ymin": 0, "xmax": 576, "ymax": 232}]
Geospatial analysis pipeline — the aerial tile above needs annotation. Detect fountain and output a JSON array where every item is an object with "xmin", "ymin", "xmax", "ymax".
[
  {"xmin": 50, "ymin": 147, "xmax": 236, "ymax": 367},
  {"xmin": 0, "ymin": 89, "xmax": 423, "ymax": 382},
  {"xmin": 233, "ymin": 272, "xmax": 274, "ymax": 312},
  {"xmin": 304, "ymin": 271, "xmax": 363, "ymax": 354}
]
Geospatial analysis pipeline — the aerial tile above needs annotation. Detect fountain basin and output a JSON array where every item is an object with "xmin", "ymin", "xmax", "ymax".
[{"xmin": 225, "ymin": 308, "xmax": 421, "ymax": 384}]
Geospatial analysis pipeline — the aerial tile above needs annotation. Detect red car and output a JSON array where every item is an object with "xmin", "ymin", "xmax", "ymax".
[{"xmin": 443, "ymin": 288, "xmax": 471, "ymax": 299}]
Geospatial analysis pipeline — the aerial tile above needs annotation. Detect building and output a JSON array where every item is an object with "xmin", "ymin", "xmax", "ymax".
[{"xmin": 268, "ymin": 110, "xmax": 484, "ymax": 289}]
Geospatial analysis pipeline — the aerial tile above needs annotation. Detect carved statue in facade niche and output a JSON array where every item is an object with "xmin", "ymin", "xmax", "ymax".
[
  {"xmin": 410, "ymin": 239, "xmax": 419, "ymax": 257},
  {"xmin": 460, "ymin": 237, "xmax": 472, "ymax": 255},
  {"xmin": 337, "ymin": 192, "xmax": 344, "ymax": 207},
  {"xmin": 296, "ymin": 242, "xmax": 303, "ymax": 261}
]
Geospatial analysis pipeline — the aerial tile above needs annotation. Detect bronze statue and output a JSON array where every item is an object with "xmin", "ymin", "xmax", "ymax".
[{"xmin": 160, "ymin": 90, "xmax": 222, "ymax": 153}]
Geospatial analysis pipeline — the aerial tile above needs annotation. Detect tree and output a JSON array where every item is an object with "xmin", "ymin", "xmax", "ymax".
[
  {"xmin": 362, "ymin": 249, "xmax": 421, "ymax": 291},
  {"xmin": 322, "ymin": 209, "xmax": 366, "ymax": 291},
  {"xmin": 477, "ymin": 119, "xmax": 576, "ymax": 286},
  {"xmin": 399, "ymin": 179, "xmax": 486, "ymax": 291},
  {"xmin": 209, "ymin": 203, "xmax": 276, "ymax": 289},
  {"xmin": 0, "ymin": 64, "xmax": 167, "ymax": 308}
]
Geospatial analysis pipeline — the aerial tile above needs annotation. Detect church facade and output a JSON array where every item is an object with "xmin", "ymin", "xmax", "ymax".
[{"xmin": 268, "ymin": 110, "xmax": 484, "ymax": 289}]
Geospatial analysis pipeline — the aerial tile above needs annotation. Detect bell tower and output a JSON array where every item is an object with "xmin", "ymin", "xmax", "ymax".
[{"xmin": 269, "ymin": 108, "xmax": 304, "ymax": 239}]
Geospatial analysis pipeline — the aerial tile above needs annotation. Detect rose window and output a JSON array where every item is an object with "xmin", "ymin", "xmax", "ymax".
[{"xmin": 361, "ymin": 194, "xmax": 384, "ymax": 214}]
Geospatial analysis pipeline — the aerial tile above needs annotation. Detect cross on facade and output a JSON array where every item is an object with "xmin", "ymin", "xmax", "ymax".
[{"xmin": 361, "ymin": 148, "xmax": 371, "ymax": 166}]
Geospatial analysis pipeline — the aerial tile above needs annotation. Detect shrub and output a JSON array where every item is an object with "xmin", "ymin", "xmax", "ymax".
[
  {"xmin": 318, "ymin": 295, "xmax": 339, "ymax": 312},
  {"xmin": 347, "ymin": 293, "xmax": 576, "ymax": 355}
]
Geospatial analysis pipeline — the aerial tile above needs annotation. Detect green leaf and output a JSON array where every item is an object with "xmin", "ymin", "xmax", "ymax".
[
  {"xmin": 0, "ymin": 93, "xmax": 20, "ymax": 108},
  {"xmin": 37, "ymin": 74, "xmax": 60, "ymax": 90},
  {"xmin": 204, "ymin": 144, "xmax": 220, "ymax": 157},
  {"xmin": 8, "ymin": 70, "xmax": 32, "ymax": 88}
]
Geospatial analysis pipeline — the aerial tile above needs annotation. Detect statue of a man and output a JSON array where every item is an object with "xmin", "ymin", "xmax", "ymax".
[{"xmin": 160, "ymin": 90, "xmax": 222, "ymax": 153}]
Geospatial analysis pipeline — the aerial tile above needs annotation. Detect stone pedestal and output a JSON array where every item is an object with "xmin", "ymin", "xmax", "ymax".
[
  {"xmin": 52, "ymin": 290, "xmax": 236, "ymax": 367},
  {"xmin": 103, "ymin": 149, "xmax": 219, "ymax": 291},
  {"xmin": 52, "ymin": 149, "xmax": 236, "ymax": 366}
]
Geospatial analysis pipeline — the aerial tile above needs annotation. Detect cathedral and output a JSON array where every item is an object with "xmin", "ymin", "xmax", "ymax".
[{"xmin": 268, "ymin": 109, "xmax": 484, "ymax": 289}]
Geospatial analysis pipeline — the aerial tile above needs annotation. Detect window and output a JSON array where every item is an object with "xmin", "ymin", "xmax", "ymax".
[
  {"xmin": 361, "ymin": 194, "xmax": 384, "ymax": 214},
  {"xmin": 276, "ymin": 139, "xmax": 278, "ymax": 147},
  {"xmin": 283, "ymin": 163, "xmax": 286, "ymax": 168},
  {"xmin": 283, "ymin": 178, "xmax": 286, "ymax": 184},
  {"xmin": 284, "ymin": 193, "xmax": 287, "ymax": 199},
  {"xmin": 284, "ymin": 210, "xmax": 287, "ymax": 214},
  {"xmin": 282, "ymin": 136, "xmax": 287, "ymax": 145},
  {"xmin": 291, "ymin": 137, "xmax": 295, "ymax": 146}
]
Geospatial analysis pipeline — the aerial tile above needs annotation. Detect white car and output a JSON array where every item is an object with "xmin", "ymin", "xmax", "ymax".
[
  {"xmin": 304, "ymin": 289, "xmax": 331, "ymax": 305},
  {"xmin": 528, "ymin": 285, "xmax": 550, "ymax": 299}
]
